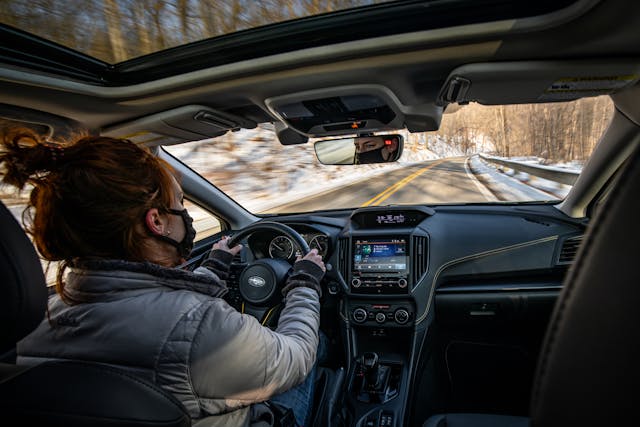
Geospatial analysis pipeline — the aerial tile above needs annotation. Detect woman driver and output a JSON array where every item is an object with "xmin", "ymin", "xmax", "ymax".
[{"xmin": 1, "ymin": 128, "xmax": 324, "ymax": 426}]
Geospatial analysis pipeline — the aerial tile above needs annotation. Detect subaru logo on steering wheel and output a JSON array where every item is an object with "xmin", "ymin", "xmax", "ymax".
[{"xmin": 248, "ymin": 276, "xmax": 266, "ymax": 287}]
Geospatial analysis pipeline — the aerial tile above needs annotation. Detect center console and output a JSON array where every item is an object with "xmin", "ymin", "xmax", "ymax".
[{"xmin": 338, "ymin": 207, "xmax": 433, "ymax": 426}]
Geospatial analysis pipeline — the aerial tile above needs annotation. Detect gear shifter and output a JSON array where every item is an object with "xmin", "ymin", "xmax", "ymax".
[
  {"xmin": 362, "ymin": 352, "xmax": 381, "ymax": 388},
  {"xmin": 357, "ymin": 352, "xmax": 392, "ymax": 403}
]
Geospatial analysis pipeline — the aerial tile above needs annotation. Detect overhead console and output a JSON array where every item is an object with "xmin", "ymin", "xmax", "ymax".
[{"xmin": 265, "ymin": 85, "xmax": 443, "ymax": 143}]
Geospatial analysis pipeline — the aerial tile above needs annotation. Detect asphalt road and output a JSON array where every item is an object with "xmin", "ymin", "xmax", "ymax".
[{"xmin": 271, "ymin": 157, "xmax": 490, "ymax": 213}]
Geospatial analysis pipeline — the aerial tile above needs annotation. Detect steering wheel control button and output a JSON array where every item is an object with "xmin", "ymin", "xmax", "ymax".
[
  {"xmin": 353, "ymin": 308, "xmax": 368, "ymax": 323},
  {"xmin": 375, "ymin": 312, "xmax": 386, "ymax": 324},
  {"xmin": 394, "ymin": 309, "xmax": 410, "ymax": 325}
]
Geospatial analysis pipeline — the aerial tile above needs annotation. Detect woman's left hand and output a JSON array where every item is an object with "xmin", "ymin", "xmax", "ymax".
[{"xmin": 213, "ymin": 236, "xmax": 242, "ymax": 256}]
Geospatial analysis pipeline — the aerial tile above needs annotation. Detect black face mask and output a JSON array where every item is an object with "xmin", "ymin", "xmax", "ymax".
[
  {"xmin": 152, "ymin": 208, "xmax": 196, "ymax": 258},
  {"xmin": 356, "ymin": 148, "xmax": 386, "ymax": 164}
]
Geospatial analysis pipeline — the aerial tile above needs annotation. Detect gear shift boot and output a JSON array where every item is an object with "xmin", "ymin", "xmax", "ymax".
[{"xmin": 355, "ymin": 352, "xmax": 399, "ymax": 404}]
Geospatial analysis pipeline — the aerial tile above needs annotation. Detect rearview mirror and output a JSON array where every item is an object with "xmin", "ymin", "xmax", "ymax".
[{"xmin": 314, "ymin": 135, "xmax": 404, "ymax": 165}]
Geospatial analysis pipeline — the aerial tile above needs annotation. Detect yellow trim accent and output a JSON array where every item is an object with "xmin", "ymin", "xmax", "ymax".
[
  {"xmin": 361, "ymin": 160, "xmax": 446, "ymax": 207},
  {"xmin": 414, "ymin": 235, "xmax": 559, "ymax": 325},
  {"xmin": 241, "ymin": 302, "xmax": 245, "ymax": 314},
  {"xmin": 261, "ymin": 305, "xmax": 279, "ymax": 326}
]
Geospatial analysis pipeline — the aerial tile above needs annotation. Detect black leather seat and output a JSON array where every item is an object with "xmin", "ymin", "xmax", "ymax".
[
  {"xmin": 0, "ymin": 200, "xmax": 190, "ymax": 426},
  {"xmin": 424, "ymin": 145, "xmax": 640, "ymax": 427}
]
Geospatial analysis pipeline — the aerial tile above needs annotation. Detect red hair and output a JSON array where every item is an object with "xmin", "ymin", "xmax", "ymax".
[{"xmin": 1, "ymin": 127, "xmax": 177, "ymax": 300}]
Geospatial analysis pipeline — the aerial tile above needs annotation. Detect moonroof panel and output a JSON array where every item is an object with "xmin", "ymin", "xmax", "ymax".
[
  {"xmin": 0, "ymin": 0, "xmax": 581, "ymax": 84},
  {"xmin": 0, "ymin": 0, "xmax": 397, "ymax": 63}
]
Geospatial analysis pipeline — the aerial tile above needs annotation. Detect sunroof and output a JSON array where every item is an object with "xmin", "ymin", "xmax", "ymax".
[
  {"xmin": 0, "ymin": 0, "xmax": 397, "ymax": 64},
  {"xmin": 0, "ymin": 0, "xmax": 582, "ymax": 84}
]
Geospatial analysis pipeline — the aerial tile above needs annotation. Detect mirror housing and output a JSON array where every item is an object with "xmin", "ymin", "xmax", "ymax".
[{"xmin": 314, "ymin": 135, "xmax": 404, "ymax": 165}]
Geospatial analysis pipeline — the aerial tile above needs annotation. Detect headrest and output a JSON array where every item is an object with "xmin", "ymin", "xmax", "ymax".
[{"xmin": 0, "ymin": 200, "xmax": 47, "ymax": 354}]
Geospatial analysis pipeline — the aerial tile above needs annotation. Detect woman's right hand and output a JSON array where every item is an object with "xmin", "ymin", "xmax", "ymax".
[{"xmin": 297, "ymin": 248, "xmax": 325, "ymax": 272}]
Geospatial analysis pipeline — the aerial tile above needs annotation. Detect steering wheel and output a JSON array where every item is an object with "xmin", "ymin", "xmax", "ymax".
[{"xmin": 227, "ymin": 221, "xmax": 311, "ymax": 311}]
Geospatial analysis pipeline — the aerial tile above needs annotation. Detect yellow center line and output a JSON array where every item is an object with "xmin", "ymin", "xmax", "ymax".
[{"xmin": 361, "ymin": 159, "xmax": 446, "ymax": 207}]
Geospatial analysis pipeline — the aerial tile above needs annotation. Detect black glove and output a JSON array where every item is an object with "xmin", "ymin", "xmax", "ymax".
[
  {"xmin": 281, "ymin": 259, "xmax": 325, "ymax": 298},
  {"xmin": 200, "ymin": 249, "xmax": 234, "ymax": 280}
]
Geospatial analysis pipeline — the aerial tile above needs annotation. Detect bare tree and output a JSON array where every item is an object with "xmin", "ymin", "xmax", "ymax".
[
  {"xmin": 133, "ymin": 1, "xmax": 153, "ymax": 56},
  {"xmin": 103, "ymin": 0, "xmax": 128, "ymax": 62}
]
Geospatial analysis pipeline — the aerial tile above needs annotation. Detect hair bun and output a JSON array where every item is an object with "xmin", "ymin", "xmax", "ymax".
[
  {"xmin": 0, "ymin": 128, "xmax": 57, "ymax": 189},
  {"xmin": 42, "ymin": 141, "xmax": 66, "ymax": 166}
]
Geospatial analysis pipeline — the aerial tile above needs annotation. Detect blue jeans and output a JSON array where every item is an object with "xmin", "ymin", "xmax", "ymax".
[{"xmin": 269, "ymin": 332, "xmax": 328, "ymax": 426}]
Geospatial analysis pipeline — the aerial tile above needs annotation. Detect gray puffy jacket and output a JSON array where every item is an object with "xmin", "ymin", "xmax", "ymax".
[{"xmin": 17, "ymin": 256, "xmax": 322, "ymax": 426}]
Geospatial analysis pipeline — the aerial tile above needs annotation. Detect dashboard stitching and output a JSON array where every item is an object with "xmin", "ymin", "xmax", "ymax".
[{"xmin": 415, "ymin": 235, "xmax": 559, "ymax": 325}]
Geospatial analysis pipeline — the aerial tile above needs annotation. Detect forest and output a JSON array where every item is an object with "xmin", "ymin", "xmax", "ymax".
[{"xmin": 430, "ymin": 98, "xmax": 613, "ymax": 162}]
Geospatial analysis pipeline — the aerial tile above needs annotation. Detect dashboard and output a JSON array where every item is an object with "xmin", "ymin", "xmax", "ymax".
[
  {"xmin": 189, "ymin": 203, "xmax": 584, "ymax": 331},
  {"xmin": 233, "ymin": 204, "xmax": 584, "ymax": 304}
]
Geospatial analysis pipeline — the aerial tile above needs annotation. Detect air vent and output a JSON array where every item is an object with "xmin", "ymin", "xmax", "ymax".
[
  {"xmin": 558, "ymin": 235, "xmax": 583, "ymax": 264},
  {"xmin": 338, "ymin": 237, "xmax": 350, "ymax": 283},
  {"xmin": 412, "ymin": 235, "xmax": 428, "ymax": 285}
]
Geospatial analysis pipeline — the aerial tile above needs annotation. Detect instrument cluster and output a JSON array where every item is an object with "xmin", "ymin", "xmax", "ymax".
[{"xmin": 267, "ymin": 233, "xmax": 329, "ymax": 260}]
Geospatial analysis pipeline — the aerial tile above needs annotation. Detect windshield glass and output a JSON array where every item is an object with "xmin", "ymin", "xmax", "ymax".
[
  {"xmin": 0, "ymin": 0, "xmax": 396, "ymax": 63},
  {"xmin": 164, "ymin": 97, "xmax": 614, "ymax": 214}
]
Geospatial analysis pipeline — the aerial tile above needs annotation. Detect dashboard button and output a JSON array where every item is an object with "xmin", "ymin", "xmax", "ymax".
[
  {"xmin": 375, "ymin": 312, "xmax": 386, "ymax": 323},
  {"xmin": 394, "ymin": 309, "xmax": 410, "ymax": 325},
  {"xmin": 353, "ymin": 308, "xmax": 367, "ymax": 323},
  {"xmin": 352, "ymin": 278, "xmax": 361, "ymax": 288}
]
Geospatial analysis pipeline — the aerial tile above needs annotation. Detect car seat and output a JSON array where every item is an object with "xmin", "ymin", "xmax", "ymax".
[
  {"xmin": 423, "ymin": 146, "xmax": 640, "ymax": 426},
  {"xmin": 0, "ymin": 200, "xmax": 191, "ymax": 426}
]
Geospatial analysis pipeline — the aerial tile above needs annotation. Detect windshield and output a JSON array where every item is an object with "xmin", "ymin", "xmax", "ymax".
[{"xmin": 165, "ymin": 97, "xmax": 614, "ymax": 214}]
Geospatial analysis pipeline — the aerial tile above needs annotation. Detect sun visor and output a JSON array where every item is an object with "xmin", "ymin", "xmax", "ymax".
[
  {"xmin": 438, "ymin": 60, "xmax": 640, "ymax": 106},
  {"xmin": 102, "ymin": 105, "xmax": 256, "ymax": 146}
]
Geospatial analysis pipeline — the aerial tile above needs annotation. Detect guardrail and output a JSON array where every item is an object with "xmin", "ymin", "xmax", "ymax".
[{"xmin": 478, "ymin": 154, "xmax": 580, "ymax": 185}]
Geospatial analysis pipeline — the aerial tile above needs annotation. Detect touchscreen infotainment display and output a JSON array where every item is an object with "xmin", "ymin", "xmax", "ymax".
[{"xmin": 353, "ymin": 238, "xmax": 408, "ymax": 273}]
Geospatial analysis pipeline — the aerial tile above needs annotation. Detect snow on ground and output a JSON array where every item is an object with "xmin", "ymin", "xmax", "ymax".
[
  {"xmin": 469, "ymin": 155, "xmax": 577, "ymax": 200},
  {"xmin": 469, "ymin": 156, "xmax": 554, "ymax": 201}
]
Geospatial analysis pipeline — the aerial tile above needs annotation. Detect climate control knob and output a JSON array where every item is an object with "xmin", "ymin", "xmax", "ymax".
[
  {"xmin": 352, "ymin": 278, "xmax": 361, "ymax": 288},
  {"xmin": 352, "ymin": 308, "xmax": 367, "ymax": 323},
  {"xmin": 375, "ymin": 312, "xmax": 386, "ymax": 324},
  {"xmin": 394, "ymin": 309, "xmax": 410, "ymax": 325}
]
